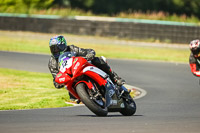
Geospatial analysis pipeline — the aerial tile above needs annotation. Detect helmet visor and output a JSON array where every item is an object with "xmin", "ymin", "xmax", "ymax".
[
  {"xmin": 58, "ymin": 44, "xmax": 66, "ymax": 51},
  {"xmin": 192, "ymin": 49, "xmax": 200, "ymax": 57},
  {"xmin": 50, "ymin": 45, "xmax": 60, "ymax": 58}
]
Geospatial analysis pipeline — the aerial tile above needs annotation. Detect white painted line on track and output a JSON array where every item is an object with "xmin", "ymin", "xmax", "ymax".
[
  {"xmin": 123, "ymin": 84, "xmax": 147, "ymax": 100},
  {"xmin": 65, "ymin": 102, "xmax": 84, "ymax": 106}
]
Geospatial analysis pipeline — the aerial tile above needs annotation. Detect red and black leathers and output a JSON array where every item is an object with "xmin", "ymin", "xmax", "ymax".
[
  {"xmin": 189, "ymin": 52, "xmax": 200, "ymax": 77},
  {"xmin": 48, "ymin": 45, "xmax": 114, "ymax": 89}
]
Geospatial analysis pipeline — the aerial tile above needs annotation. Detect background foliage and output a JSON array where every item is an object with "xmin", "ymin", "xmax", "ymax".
[
  {"xmin": 0, "ymin": 0, "xmax": 53, "ymax": 13},
  {"xmin": 56, "ymin": 0, "xmax": 200, "ymax": 18},
  {"xmin": 1, "ymin": 0, "xmax": 200, "ymax": 19},
  {"xmin": 69, "ymin": 0, "xmax": 200, "ymax": 17}
]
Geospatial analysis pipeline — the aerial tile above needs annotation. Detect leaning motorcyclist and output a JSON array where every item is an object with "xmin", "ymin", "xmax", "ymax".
[
  {"xmin": 48, "ymin": 35, "xmax": 125, "ymax": 100},
  {"xmin": 189, "ymin": 39, "xmax": 200, "ymax": 77}
]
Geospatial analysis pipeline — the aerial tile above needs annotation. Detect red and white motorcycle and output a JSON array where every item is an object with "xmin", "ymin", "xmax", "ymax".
[{"xmin": 55, "ymin": 52, "xmax": 136, "ymax": 116}]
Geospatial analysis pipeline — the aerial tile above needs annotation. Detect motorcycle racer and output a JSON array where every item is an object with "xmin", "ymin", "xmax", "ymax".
[
  {"xmin": 48, "ymin": 35, "xmax": 125, "ymax": 100},
  {"xmin": 189, "ymin": 39, "xmax": 200, "ymax": 77},
  {"xmin": 55, "ymin": 52, "xmax": 136, "ymax": 116}
]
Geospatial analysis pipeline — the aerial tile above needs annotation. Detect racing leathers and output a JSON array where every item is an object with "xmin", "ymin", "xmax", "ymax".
[
  {"xmin": 48, "ymin": 45, "xmax": 124, "ymax": 90},
  {"xmin": 189, "ymin": 52, "xmax": 200, "ymax": 77}
]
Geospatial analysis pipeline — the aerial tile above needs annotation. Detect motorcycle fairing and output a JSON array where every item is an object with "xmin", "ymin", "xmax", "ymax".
[
  {"xmin": 75, "ymin": 80, "xmax": 94, "ymax": 90},
  {"xmin": 83, "ymin": 66, "xmax": 119, "ymax": 108},
  {"xmin": 57, "ymin": 55, "xmax": 121, "ymax": 107},
  {"xmin": 83, "ymin": 66, "xmax": 108, "ymax": 86},
  {"xmin": 83, "ymin": 66, "xmax": 108, "ymax": 79},
  {"xmin": 55, "ymin": 71, "xmax": 71, "ymax": 84},
  {"xmin": 60, "ymin": 58, "xmax": 73, "ymax": 74},
  {"xmin": 71, "ymin": 57, "xmax": 88, "ymax": 76}
]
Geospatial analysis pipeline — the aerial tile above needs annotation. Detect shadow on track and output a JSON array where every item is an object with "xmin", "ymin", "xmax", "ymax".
[{"xmin": 76, "ymin": 115, "xmax": 143, "ymax": 117}]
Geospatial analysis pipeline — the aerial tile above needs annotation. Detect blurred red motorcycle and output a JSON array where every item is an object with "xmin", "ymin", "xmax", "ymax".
[{"xmin": 55, "ymin": 52, "xmax": 136, "ymax": 116}]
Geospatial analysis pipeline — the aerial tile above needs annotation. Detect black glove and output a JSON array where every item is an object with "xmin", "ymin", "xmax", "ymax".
[
  {"xmin": 53, "ymin": 80, "xmax": 64, "ymax": 89},
  {"xmin": 86, "ymin": 53, "xmax": 95, "ymax": 61}
]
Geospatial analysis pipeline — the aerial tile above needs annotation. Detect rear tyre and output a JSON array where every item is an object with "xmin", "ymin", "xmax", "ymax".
[
  {"xmin": 76, "ymin": 83, "xmax": 108, "ymax": 116},
  {"xmin": 120, "ymin": 95, "xmax": 136, "ymax": 116}
]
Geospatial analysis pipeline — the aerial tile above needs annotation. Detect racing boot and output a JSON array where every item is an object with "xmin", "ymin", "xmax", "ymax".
[
  {"xmin": 92, "ymin": 57, "xmax": 125, "ymax": 86},
  {"xmin": 108, "ymin": 71, "xmax": 130, "ymax": 97}
]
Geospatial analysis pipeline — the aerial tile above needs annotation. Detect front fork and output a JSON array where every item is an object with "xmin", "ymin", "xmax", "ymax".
[
  {"xmin": 104, "ymin": 81, "xmax": 116, "ymax": 107},
  {"xmin": 104, "ymin": 80, "xmax": 131, "ymax": 108}
]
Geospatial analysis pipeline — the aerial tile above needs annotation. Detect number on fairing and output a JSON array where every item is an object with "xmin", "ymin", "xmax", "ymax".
[{"xmin": 60, "ymin": 58, "xmax": 73, "ymax": 73}]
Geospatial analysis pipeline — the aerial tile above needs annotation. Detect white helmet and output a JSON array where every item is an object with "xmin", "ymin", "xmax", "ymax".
[{"xmin": 190, "ymin": 40, "xmax": 200, "ymax": 57}]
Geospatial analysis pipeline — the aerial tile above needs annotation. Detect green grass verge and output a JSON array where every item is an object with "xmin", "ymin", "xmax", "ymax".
[
  {"xmin": 0, "ymin": 31, "xmax": 190, "ymax": 63},
  {"xmin": 83, "ymin": 43, "xmax": 189, "ymax": 63},
  {"xmin": 0, "ymin": 68, "xmax": 71, "ymax": 110}
]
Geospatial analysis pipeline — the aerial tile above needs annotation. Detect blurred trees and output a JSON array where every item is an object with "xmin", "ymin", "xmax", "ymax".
[
  {"xmin": 1, "ymin": 0, "xmax": 200, "ymax": 18},
  {"xmin": 68, "ymin": 0, "xmax": 200, "ymax": 17},
  {"xmin": 0, "ymin": 0, "xmax": 54, "ymax": 13},
  {"xmin": 53, "ymin": 0, "xmax": 70, "ymax": 7}
]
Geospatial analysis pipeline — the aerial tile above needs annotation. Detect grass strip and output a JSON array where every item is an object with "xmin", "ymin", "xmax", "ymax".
[
  {"xmin": 0, "ymin": 68, "xmax": 71, "ymax": 110},
  {"xmin": 0, "ymin": 31, "xmax": 190, "ymax": 63}
]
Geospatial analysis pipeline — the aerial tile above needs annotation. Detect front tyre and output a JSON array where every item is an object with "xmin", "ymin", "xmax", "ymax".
[
  {"xmin": 76, "ymin": 83, "xmax": 108, "ymax": 116},
  {"xmin": 120, "ymin": 95, "xmax": 136, "ymax": 116}
]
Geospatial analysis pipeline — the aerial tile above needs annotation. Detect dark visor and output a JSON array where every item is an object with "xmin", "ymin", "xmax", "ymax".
[
  {"xmin": 192, "ymin": 49, "xmax": 199, "ymax": 55},
  {"xmin": 58, "ymin": 44, "xmax": 66, "ymax": 51},
  {"xmin": 50, "ymin": 45, "xmax": 60, "ymax": 58}
]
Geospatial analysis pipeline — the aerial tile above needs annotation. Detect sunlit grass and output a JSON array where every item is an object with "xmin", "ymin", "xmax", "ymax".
[
  {"xmin": 77, "ymin": 42, "xmax": 189, "ymax": 63},
  {"xmin": 0, "ymin": 31, "xmax": 190, "ymax": 63},
  {"xmin": 0, "ymin": 36, "xmax": 48, "ymax": 53},
  {"xmin": 0, "ymin": 68, "xmax": 71, "ymax": 110}
]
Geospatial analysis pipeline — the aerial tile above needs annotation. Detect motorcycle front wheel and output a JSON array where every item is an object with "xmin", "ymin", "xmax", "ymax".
[
  {"xmin": 120, "ymin": 95, "xmax": 136, "ymax": 116},
  {"xmin": 76, "ymin": 82, "xmax": 108, "ymax": 116}
]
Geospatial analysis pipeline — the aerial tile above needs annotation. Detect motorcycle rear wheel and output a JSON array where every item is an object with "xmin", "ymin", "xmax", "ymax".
[
  {"xmin": 120, "ymin": 95, "xmax": 136, "ymax": 116},
  {"xmin": 76, "ymin": 83, "xmax": 108, "ymax": 116}
]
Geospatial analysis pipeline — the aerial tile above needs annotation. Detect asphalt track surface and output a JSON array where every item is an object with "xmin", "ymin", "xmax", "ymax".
[{"xmin": 0, "ymin": 51, "xmax": 200, "ymax": 133}]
